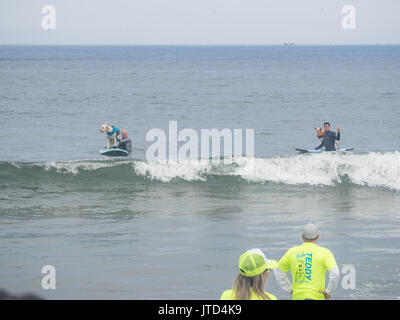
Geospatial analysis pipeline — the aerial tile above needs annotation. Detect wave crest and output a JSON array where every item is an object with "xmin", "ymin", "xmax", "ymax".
[{"xmin": 2, "ymin": 151, "xmax": 400, "ymax": 190}]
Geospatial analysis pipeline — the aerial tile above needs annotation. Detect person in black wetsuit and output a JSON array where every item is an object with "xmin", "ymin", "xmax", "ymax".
[
  {"xmin": 315, "ymin": 122, "xmax": 341, "ymax": 151},
  {"xmin": 117, "ymin": 130, "xmax": 132, "ymax": 153}
]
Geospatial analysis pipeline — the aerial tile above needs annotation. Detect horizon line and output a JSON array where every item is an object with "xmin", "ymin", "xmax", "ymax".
[{"xmin": 1, "ymin": 43, "xmax": 400, "ymax": 46}]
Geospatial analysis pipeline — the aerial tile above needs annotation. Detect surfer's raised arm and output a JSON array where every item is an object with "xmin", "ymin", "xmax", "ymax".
[
  {"xmin": 335, "ymin": 126, "xmax": 341, "ymax": 141},
  {"xmin": 314, "ymin": 122, "xmax": 341, "ymax": 151}
]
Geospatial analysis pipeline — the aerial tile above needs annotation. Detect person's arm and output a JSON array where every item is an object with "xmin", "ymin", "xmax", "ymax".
[
  {"xmin": 275, "ymin": 251, "xmax": 293, "ymax": 294},
  {"xmin": 126, "ymin": 139, "xmax": 132, "ymax": 153},
  {"xmin": 319, "ymin": 251, "xmax": 339, "ymax": 299},
  {"xmin": 326, "ymin": 267, "xmax": 340, "ymax": 295},
  {"xmin": 273, "ymin": 268, "xmax": 292, "ymax": 294},
  {"xmin": 336, "ymin": 127, "xmax": 341, "ymax": 141},
  {"xmin": 315, "ymin": 140, "xmax": 324, "ymax": 150}
]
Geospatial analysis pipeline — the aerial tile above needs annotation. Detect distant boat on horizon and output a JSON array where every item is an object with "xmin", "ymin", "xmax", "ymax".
[{"xmin": 283, "ymin": 42, "xmax": 295, "ymax": 46}]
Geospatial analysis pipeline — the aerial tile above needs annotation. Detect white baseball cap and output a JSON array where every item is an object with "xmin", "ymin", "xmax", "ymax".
[{"xmin": 302, "ymin": 223, "xmax": 319, "ymax": 240}]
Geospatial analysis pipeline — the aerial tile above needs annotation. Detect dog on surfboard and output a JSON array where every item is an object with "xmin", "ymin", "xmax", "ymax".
[{"xmin": 100, "ymin": 122, "xmax": 120, "ymax": 149}]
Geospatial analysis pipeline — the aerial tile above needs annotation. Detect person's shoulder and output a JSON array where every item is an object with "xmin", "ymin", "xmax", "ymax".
[
  {"xmin": 280, "ymin": 245, "xmax": 296, "ymax": 257},
  {"xmin": 288, "ymin": 244, "xmax": 303, "ymax": 252},
  {"xmin": 315, "ymin": 244, "xmax": 335, "ymax": 256},
  {"xmin": 220, "ymin": 289, "xmax": 235, "ymax": 300},
  {"xmin": 281, "ymin": 245, "xmax": 302, "ymax": 259}
]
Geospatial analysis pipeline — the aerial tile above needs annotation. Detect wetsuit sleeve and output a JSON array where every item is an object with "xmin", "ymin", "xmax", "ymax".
[
  {"xmin": 315, "ymin": 141, "xmax": 324, "ymax": 150},
  {"xmin": 126, "ymin": 139, "xmax": 132, "ymax": 152},
  {"xmin": 336, "ymin": 131, "xmax": 340, "ymax": 141},
  {"xmin": 118, "ymin": 138, "xmax": 132, "ymax": 152}
]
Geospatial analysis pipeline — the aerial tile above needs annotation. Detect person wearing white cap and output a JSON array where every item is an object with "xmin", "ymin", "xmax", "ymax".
[
  {"xmin": 273, "ymin": 223, "xmax": 340, "ymax": 300},
  {"xmin": 220, "ymin": 248, "xmax": 278, "ymax": 300}
]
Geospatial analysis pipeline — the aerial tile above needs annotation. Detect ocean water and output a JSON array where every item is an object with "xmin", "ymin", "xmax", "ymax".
[{"xmin": 0, "ymin": 45, "xmax": 400, "ymax": 299}]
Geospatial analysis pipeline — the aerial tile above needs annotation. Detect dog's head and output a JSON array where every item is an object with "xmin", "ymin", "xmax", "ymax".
[
  {"xmin": 315, "ymin": 127, "xmax": 324, "ymax": 137},
  {"xmin": 100, "ymin": 122, "xmax": 110, "ymax": 133}
]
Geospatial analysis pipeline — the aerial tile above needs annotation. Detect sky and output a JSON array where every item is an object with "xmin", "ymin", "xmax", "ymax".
[{"xmin": 0, "ymin": 0, "xmax": 399, "ymax": 45}]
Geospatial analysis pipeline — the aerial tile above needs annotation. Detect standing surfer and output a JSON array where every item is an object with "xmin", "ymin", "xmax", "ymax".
[{"xmin": 315, "ymin": 122, "xmax": 340, "ymax": 151}]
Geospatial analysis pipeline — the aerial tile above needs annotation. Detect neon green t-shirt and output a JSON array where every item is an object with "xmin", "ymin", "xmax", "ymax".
[
  {"xmin": 277, "ymin": 242, "xmax": 337, "ymax": 300},
  {"xmin": 220, "ymin": 288, "xmax": 277, "ymax": 300}
]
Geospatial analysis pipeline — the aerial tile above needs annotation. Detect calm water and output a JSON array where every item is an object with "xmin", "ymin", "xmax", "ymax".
[{"xmin": 1, "ymin": 45, "xmax": 400, "ymax": 299}]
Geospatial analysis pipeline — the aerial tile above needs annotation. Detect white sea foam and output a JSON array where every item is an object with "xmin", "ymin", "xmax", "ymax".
[
  {"xmin": 234, "ymin": 151, "xmax": 400, "ymax": 190},
  {"xmin": 129, "ymin": 151, "xmax": 400, "ymax": 190},
  {"xmin": 133, "ymin": 159, "xmax": 212, "ymax": 182},
  {"xmin": 31, "ymin": 159, "xmax": 126, "ymax": 175},
  {"xmin": 7, "ymin": 152, "xmax": 400, "ymax": 190}
]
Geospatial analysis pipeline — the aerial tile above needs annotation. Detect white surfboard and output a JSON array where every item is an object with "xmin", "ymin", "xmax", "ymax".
[{"xmin": 295, "ymin": 148, "xmax": 354, "ymax": 154}]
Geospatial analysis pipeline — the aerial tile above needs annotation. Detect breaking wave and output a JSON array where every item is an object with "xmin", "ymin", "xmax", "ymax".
[{"xmin": 1, "ymin": 151, "xmax": 400, "ymax": 191}]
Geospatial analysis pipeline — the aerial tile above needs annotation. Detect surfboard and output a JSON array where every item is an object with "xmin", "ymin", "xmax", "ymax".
[
  {"xmin": 295, "ymin": 148, "xmax": 354, "ymax": 153},
  {"xmin": 99, "ymin": 148, "xmax": 129, "ymax": 157}
]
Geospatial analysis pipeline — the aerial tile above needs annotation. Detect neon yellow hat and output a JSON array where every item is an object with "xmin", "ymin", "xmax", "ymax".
[{"xmin": 238, "ymin": 248, "xmax": 278, "ymax": 277}]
